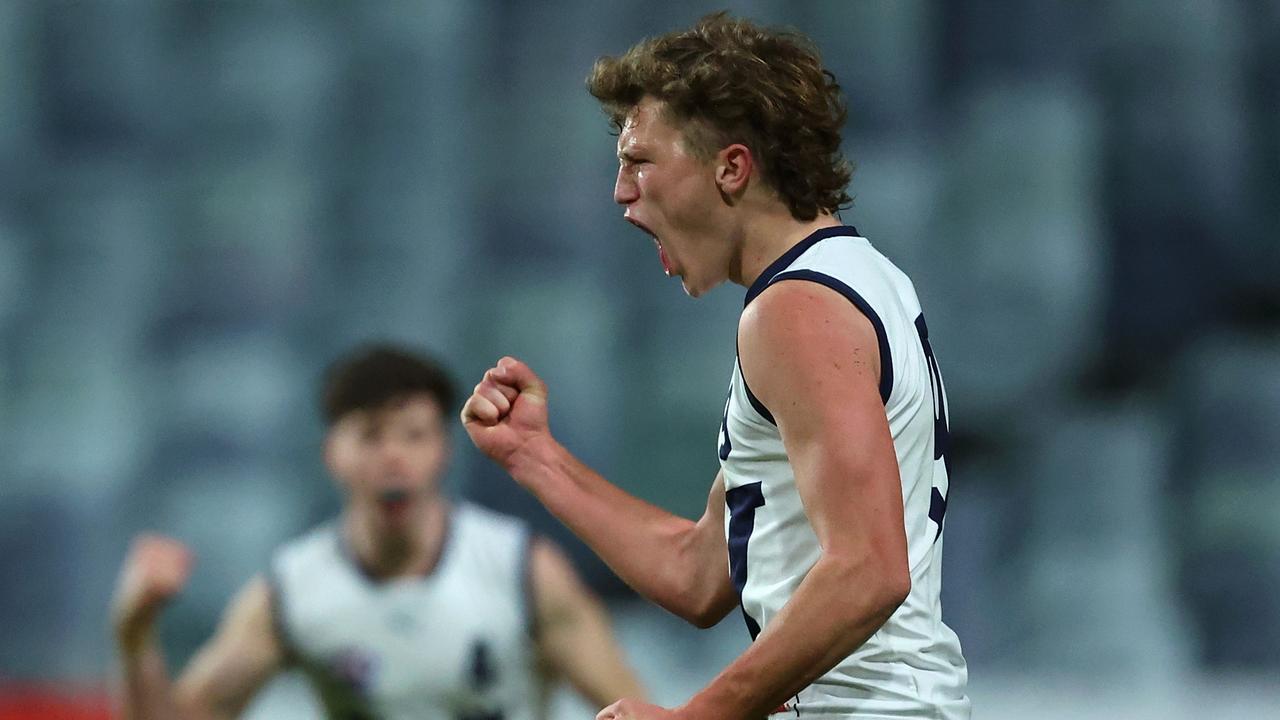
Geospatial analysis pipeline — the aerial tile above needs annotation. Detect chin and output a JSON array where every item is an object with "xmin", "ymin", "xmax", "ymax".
[{"xmin": 680, "ymin": 276, "xmax": 715, "ymax": 298}]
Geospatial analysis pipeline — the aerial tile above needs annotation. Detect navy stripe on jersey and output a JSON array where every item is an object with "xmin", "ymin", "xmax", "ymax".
[
  {"xmin": 736, "ymin": 355, "xmax": 775, "ymax": 425},
  {"xmin": 726, "ymin": 482, "xmax": 766, "ymax": 640},
  {"xmin": 766, "ymin": 269, "xmax": 894, "ymax": 404},
  {"xmin": 264, "ymin": 566, "xmax": 299, "ymax": 663},
  {"xmin": 337, "ymin": 511, "xmax": 456, "ymax": 584},
  {"xmin": 743, "ymin": 225, "xmax": 860, "ymax": 307},
  {"xmin": 738, "ymin": 226, "xmax": 873, "ymax": 423}
]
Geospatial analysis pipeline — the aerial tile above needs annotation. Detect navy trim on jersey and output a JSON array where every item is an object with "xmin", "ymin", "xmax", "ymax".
[
  {"xmin": 333, "ymin": 525, "xmax": 370, "ymax": 581},
  {"xmin": 767, "ymin": 269, "xmax": 894, "ymax": 404},
  {"xmin": 264, "ymin": 565, "xmax": 299, "ymax": 664},
  {"xmin": 726, "ymin": 482, "xmax": 766, "ymax": 640},
  {"xmin": 743, "ymin": 225, "xmax": 859, "ymax": 307},
  {"xmin": 736, "ymin": 354, "xmax": 776, "ymax": 425},
  {"xmin": 336, "ymin": 506, "xmax": 456, "ymax": 584},
  {"xmin": 737, "ymin": 225, "xmax": 864, "ymax": 424}
]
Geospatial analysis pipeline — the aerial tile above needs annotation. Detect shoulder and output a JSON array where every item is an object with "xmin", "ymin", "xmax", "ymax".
[
  {"xmin": 455, "ymin": 501, "xmax": 530, "ymax": 536},
  {"xmin": 223, "ymin": 574, "xmax": 276, "ymax": 629},
  {"xmin": 272, "ymin": 521, "xmax": 341, "ymax": 577},
  {"xmin": 740, "ymin": 277, "xmax": 880, "ymax": 370},
  {"xmin": 450, "ymin": 502, "xmax": 534, "ymax": 582},
  {"xmin": 738, "ymin": 277, "xmax": 884, "ymax": 424},
  {"xmin": 527, "ymin": 536, "xmax": 578, "ymax": 587},
  {"xmin": 453, "ymin": 502, "xmax": 532, "ymax": 556},
  {"xmin": 527, "ymin": 537, "xmax": 595, "ymax": 632}
]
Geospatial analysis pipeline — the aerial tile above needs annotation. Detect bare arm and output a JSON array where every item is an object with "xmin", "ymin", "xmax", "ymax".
[
  {"xmin": 672, "ymin": 280, "xmax": 912, "ymax": 719},
  {"xmin": 462, "ymin": 359, "xmax": 737, "ymax": 627},
  {"xmin": 117, "ymin": 632, "xmax": 182, "ymax": 720},
  {"xmin": 529, "ymin": 539, "xmax": 646, "ymax": 708},
  {"xmin": 171, "ymin": 577, "xmax": 286, "ymax": 720},
  {"xmin": 113, "ymin": 535, "xmax": 190, "ymax": 720},
  {"xmin": 516, "ymin": 454, "xmax": 736, "ymax": 628},
  {"xmin": 112, "ymin": 536, "xmax": 284, "ymax": 720}
]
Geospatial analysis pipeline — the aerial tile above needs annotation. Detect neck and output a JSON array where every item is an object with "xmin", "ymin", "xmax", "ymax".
[
  {"xmin": 345, "ymin": 497, "xmax": 450, "ymax": 579},
  {"xmin": 730, "ymin": 206, "xmax": 841, "ymax": 288}
]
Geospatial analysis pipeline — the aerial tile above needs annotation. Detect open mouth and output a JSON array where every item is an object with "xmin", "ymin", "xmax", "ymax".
[
  {"xmin": 377, "ymin": 488, "xmax": 412, "ymax": 513},
  {"xmin": 626, "ymin": 216, "xmax": 672, "ymax": 276}
]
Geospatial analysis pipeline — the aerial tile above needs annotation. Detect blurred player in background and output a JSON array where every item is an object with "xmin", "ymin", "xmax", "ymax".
[
  {"xmin": 112, "ymin": 344, "xmax": 644, "ymax": 720},
  {"xmin": 462, "ymin": 12, "xmax": 969, "ymax": 720}
]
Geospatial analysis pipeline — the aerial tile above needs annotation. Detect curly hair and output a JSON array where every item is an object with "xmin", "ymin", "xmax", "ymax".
[{"xmin": 587, "ymin": 12, "xmax": 852, "ymax": 221}]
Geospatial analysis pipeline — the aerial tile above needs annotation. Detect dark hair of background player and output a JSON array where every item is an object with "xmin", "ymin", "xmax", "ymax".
[{"xmin": 321, "ymin": 344, "xmax": 458, "ymax": 425}]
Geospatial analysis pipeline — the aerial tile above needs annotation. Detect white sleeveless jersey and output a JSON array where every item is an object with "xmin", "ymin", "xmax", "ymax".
[
  {"xmin": 269, "ymin": 502, "xmax": 544, "ymax": 720},
  {"xmin": 718, "ymin": 226, "xmax": 970, "ymax": 718}
]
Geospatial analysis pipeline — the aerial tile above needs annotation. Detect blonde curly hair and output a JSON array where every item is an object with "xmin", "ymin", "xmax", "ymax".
[{"xmin": 588, "ymin": 12, "xmax": 853, "ymax": 221}]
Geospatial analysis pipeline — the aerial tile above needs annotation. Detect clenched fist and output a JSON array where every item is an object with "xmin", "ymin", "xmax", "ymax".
[
  {"xmin": 111, "ymin": 534, "xmax": 193, "ymax": 652},
  {"xmin": 460, "ymin": 356, "xmax": 553, "ymax": 472}
]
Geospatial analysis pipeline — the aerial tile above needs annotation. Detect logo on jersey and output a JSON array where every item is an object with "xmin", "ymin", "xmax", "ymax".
[
  {"xmin": 329, "ymin": 647, "xmax": 378, "ymax": 695},
  {"xmin": 467, "ymin": 638, "xmax": 497, "ymax": 691}
]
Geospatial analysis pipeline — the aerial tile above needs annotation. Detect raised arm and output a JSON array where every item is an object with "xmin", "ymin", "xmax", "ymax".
[
  {"xmin": 462, "ymin": 358, "xmax": 737, "ymax": 627},
  {"xmin": 112, "ymin": 536, "xmax": 284, "ymax": 720},
  {"xmin": 528, "ymin": 538, "xmax": 646, "ymax": 708},
  {"xmin": 171, "ymin": 576, "xmax": 286, "ymax": 719}
]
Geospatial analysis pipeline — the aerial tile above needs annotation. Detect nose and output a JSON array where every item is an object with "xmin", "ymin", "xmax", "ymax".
[
  {"xmin": 377, "ymin": 439, "xmax": 411, "ymax": 475},
  {"xmin": 613, "ymin": 166, "xmax": 638, "ymax": 206}
]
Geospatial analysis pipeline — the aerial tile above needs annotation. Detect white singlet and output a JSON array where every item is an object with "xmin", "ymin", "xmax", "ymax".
[
  {"xmin": 717, "ymin": 225, "xmax": 970, "ymax": 718},
  {"xmin": 270, "ymin": 502, "xmax": 544, "ymax": 720}
]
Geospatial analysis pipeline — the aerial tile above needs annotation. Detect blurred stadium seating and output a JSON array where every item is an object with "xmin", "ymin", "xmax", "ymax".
[{"xmin": 0, "ymin": 1, "xmax": 1277, "ymax": 717}]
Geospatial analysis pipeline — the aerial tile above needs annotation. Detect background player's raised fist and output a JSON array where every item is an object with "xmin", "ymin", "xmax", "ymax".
[{"xmin": 111, "ymin": 534, "xmax": 193, "ymax": 651}]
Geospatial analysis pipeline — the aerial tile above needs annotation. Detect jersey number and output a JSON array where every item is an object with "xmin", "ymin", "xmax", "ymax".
[
  {"xmin": 725, "ymin": 482, "xmax": 764, "ymax": 640},
  {"xmin": 915, "ymin": 314, "xmax": 951, "ymax": 541},
  {"xmin": 718, "ymin": 393, "xmax": 732, "ymax": 461}
]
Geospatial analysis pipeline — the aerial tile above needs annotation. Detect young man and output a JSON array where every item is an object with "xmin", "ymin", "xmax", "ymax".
[
  {"xmin": 112, "ymin": 344, "xmax": 644, "ymax": 720},
  {"xmin": 461, "ymin": 13, "xmax": 969, "ymax": 720}
]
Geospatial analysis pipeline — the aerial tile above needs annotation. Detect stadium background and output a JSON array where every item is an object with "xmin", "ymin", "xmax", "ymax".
[{"xmin": 1, "ymin": 1, "xmax": 1278, "ymax": 717}]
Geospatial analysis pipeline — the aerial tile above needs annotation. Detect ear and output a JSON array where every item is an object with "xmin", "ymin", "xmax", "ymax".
[{"xmin": 715, "ymin": 143, "xmax": 754, "ymax": 196}]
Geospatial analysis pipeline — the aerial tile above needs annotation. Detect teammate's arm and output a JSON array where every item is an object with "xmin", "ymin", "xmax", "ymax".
[
  {"xmin": 462, "ymin": 360, "xmax": 738, "ymax": 628},
  {"xmin": 656, "ymin": 280, "xmax": 910, "ymax": 720},
  {"xmin": 529, "ymin": 538, "xmax": 647, "ymax": 707},
  {"xmin": 113, "ymin": 535, "xmax": 284, "ymax": 720},
  {"xmin": 171, "ymin": 576, "xmax": 286, "ymax": 720},
  {"xmin": 113, "ymin": 536, "xmax": 191, "ymax": 720}
]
